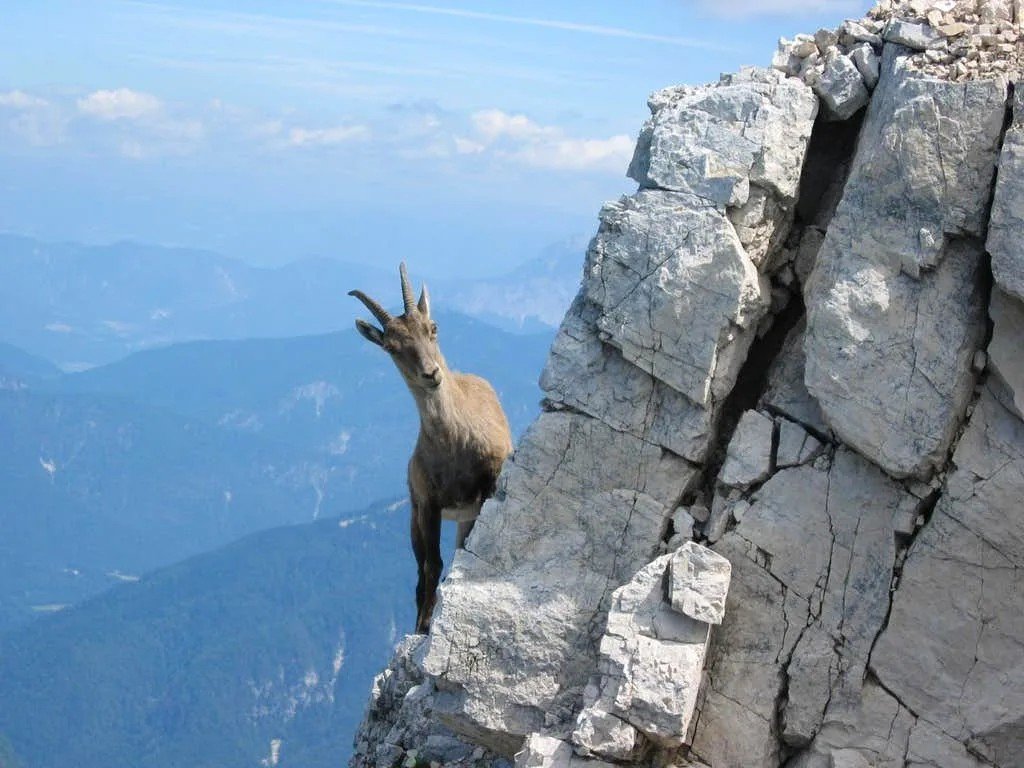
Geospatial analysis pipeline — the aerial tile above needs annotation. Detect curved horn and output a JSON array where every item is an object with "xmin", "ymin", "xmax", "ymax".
[
  {"xmin": 399, "ymin": 262, "xmax": 416, "ymax": 314},
  {"xmin": 348, "ymin": 289, "xmax": 392, "ymax": 326}
]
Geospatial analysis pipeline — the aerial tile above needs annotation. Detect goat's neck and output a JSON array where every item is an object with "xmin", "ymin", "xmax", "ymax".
[{"xmin": 410, "ymin": 374, "xmax": 462, "ymax": 444}]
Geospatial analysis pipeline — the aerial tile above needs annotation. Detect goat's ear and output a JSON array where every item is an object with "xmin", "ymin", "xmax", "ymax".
[
  {"xmin": 418, "ymin": 284, "xmax": 430, "ymax": 317},
  {"xmin": 355, "ymin": 319, "xmax": 385, "ymax": 347}
]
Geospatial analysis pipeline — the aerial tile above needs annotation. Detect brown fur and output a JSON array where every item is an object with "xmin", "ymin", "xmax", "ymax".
[{"xmin": 350, "ymin": 264, "xmax": 512, "ymax": 633}]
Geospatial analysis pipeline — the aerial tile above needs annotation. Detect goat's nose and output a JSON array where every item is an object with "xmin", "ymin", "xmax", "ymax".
[{"xmin": 422, "ymin": 366, "xmax": 441, "ymax": 382}]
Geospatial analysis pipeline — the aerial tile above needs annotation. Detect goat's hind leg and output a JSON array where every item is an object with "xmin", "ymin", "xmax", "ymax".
[{"xmin": 455, "ymin": 519, "xmax": 475, "ymax": 549}]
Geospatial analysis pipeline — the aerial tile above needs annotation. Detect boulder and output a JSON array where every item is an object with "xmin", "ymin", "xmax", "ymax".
[
  {"xmin": 813, "ymin": 51, "xmax": 870, "ymax": 119},
  {"xmin": 515, "ymin": 735, "xmax": 613, "ymax": 768},
  {"xmin": 849, "ymin": 43, "xmax": 881, "ymax": 89},
  {"xmin": 882, "ymin": 19, "xmax": 946, "ymax": 50},
  {"xmin": 628, "ymin": 69, "xmax": 817, "ymax": 207},
  {"xmin": 541, "ymin": 295, "xmax": 714, "ymax": 463},
  {"xmin": 583, "ymin": 190, "xmax": 770, "ymax": 408},
  {"xmin": 804, "ymin": 46, "xmax": 1000, "ymax": 478},
  {"xmin": 573, "ymin": 551, "xmax": 716, "ymax": 750},
  {"xmin": 668, "ymin": 541, "xmax": 732, "ymax": 624}
]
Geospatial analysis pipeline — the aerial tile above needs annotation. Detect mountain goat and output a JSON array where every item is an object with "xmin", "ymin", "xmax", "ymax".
[{"xmin": 350, "ymin": 263, "xmax": 513, "ymax": 633}]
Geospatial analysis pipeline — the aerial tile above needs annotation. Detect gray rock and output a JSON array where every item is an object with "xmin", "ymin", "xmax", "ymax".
[
  {"xmin": 813, "ymin": 51, "xmax": 870, "ymax": 120},
  {"xmin": 719, "ymin": 410, "xmax": 775, "ymax": 489},
  {"xmin": 814, "ymin": 28, "xmax": 839, "ymax": 52},
  {"xmin": 870, "ymin": 385, "xmax": 1024, "ymax": 766},
  {"xmin": 576, "ymin": 553, "xmax": 712, "ymax": 750},
  {"xmin": 825, "ymin": 47, "xmax": 1006, "ymax": 279},
  {"xmin": 775, "ymin": 418, "xmax": 823, "ymax": 468},
  {"xmin": 838, "ymin": 19, "xmax": 883, "ymax": 48},
  {"xmin": 849, "ymin": 43, "xmax": 880, "ymax": 89},
  {"xmin": 988, "ymin": 288, "xmax": 1024, "ymax": 420},
  {"xmin": 804, "ymin": 47, "xmax": 1000, "ymax": 478},
  {"xmin": 671, "ymin": 507, "xmax": 696, "ymax": 540},
  {"xmin": 772, "ymin": 38, "xmax": 803, "ymax": 77},
  {"xmin": 420, "ymin": 411, "xmax": 699, "ymax": 752},
  {"xmin": 668, "ymin": 541, "xmax": 732, "ymax": 625},
  {"xmin": 883, "ymin": 19, "xmax": 947, "ymax": 49},
  {"xmin": 986, "ymin": 84, "xmax": 1024, "ymax": 302},
  {"xmin": 351, "ymin": 637, "xmax": 501, "ymax": 768},
  {"xmin": 979, "ymin": 0, "xmax": 1014, "ymax": 23},
  {"xmin": 541, "ymin": 294, "xmax": 714, "ymax": 463},
  {"xmin": 515, "ymin": 735, "xmax": 614, "ymax": 768},
  {"xmin": 583, "ymin": 190, "xmax": 770, "ymax": 408},
  {"xmin": 703, "ymin": 493, "xmax": 735, "ymax": 544},
  {"xmin": 629, "ymin": 69, "xmax": 818, "ymax": 207},
  {"xmin": 728, "ymin": 186, "xmax": 788, "ymax": 267},
  {"xmin": 806, "ymin": 230, "xmax": 986, "ymax": 479},
  {"xmin": 690, "ymin": 449, "xmax": 917, "ymax": 766},
  {"xmin": 571, "ymin": 706, "xmax": 639, "ymax": 760},
  {"xmin": 906, "ymin": 719, "xmax": 984, "ymax": 768}
]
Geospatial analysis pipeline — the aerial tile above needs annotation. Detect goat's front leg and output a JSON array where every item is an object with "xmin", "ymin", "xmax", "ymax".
[
  {"xmin": 410, "ymin": 505, "xmax": 428, "ymax": 632},
  {"xmin": 413, "ymin": 501, "xmax": 443, "ymax": 634}
]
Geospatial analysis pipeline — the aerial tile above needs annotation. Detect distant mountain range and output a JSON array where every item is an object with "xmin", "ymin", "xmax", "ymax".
[
  {"xmin": 0, "ymin": 233, "xmax": 583, "ymax": 369},
  {"xmin": 0, "ymin": 498, "xmax": 433, "ymax": 768},
  {"xmin": 0, "ymin": 314, "xmax": 551, "ymax": 634}
]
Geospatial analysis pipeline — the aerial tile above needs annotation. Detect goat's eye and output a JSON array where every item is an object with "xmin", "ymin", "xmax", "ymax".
[{"xmin": 429, "ymin": 323, "xmax": 438, "ymax": 336}]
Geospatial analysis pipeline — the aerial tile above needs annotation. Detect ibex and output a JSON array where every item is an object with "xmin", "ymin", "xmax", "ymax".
[{"xmin": 350, "ymin": 263, "xmax": 513, "ymax": 633}]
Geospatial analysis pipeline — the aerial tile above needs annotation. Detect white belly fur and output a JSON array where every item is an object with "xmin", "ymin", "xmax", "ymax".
[{"xmin": 441, "ymin": 502, "xmax": 480, "ymax": 522}]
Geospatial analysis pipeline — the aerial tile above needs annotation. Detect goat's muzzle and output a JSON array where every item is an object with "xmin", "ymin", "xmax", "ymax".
[{"xmin": 420, "ymin": 366, "xmax": 442, "ymax": 389}]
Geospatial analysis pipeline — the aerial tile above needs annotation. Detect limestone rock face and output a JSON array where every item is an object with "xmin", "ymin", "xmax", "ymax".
[
  {"xmin": 871, "ymin": 384, "xmax": 1024, "ymax": 766},
  {"xmin": 541, "ymin": 296, "xmax": 713, "ymax": 463},
  {"xmin": 352, "ymin": 5, "xmax": 1024, "ymax": 767},
  {"xmin": 582, "ymin": 190, "xmax": 769, "ymax": 409},
  {"xmin": 804, "ymin": 46, "xmax": 999, "ymax": 478},
  {"xmin": 420, "ymin": 412, "xmax": 697, "ymax": 752},
  {"xmin": 691, "ymin": 449, "xmax": 917, "ymax": 766}
]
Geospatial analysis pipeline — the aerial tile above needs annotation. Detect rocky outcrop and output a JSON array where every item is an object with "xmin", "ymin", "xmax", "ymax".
[{"xmin": 351, "ymin": 2, "xmax": 1024, "ymax": 767}]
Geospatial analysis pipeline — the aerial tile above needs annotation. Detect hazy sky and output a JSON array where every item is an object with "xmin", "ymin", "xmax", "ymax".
[{"xmin": 0, "ymin": 0, "xmax": 869, "ymax": 276}]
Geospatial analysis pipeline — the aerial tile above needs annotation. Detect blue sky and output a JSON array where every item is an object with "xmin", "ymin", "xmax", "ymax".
[{"xmin": 0, "ymin": 0, "xmax": 869, "ymax": 275}]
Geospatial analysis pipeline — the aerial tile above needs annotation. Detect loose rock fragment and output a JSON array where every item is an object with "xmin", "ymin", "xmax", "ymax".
[{"xmin": 668, "ymin": 541, "xmax": 732, "ymax": 625}]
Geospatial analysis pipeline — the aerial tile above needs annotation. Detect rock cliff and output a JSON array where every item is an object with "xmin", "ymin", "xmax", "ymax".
[{"xmin": 351, "ymin": 2, "xmax": 1024, "ymax": 766}]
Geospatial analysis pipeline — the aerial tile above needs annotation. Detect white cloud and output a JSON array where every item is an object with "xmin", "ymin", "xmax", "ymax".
[
  {"xmin": 517, "ymin": 135, "xmax": 635, "ymax": 172},
  {"xmin": 453, "ymin": 136, "xmax": 485, "ymax": 155},
  {"xmin": 77, "ymin": 88, "xmax": 163, "ymax": 121},
  {"xmin": 0, "ymin": 90, "xmax": 66, "ymax": 146},
  {"xmin": 0, "ymin": 90, "xmax": 49, "ymax": 110},
  {"xmin": 461, "ymin": 109, "xmax": 633, "ymax": 173},
  {"xmin": 287, "ymin": 124, "xmax": 371, "ymax": 147},
  {"xmin": 471, "ymin": 109, "xmax": 558, "ymax": 143}
]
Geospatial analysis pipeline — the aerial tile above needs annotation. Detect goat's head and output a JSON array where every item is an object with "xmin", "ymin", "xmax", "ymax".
[{"xmin": 349, "ymin": 263, "xmax": 445, "ymax": 392}]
